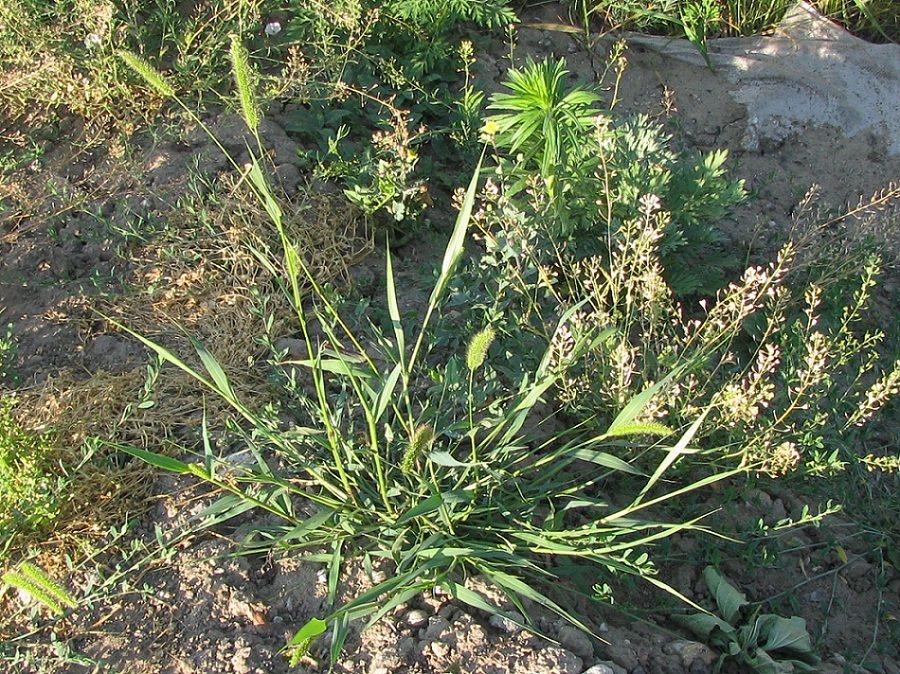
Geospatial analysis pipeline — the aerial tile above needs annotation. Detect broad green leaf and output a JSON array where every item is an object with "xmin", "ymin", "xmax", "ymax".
[
  {"xmin": 671, "ymin": 612, "xmax": 735, "ymax": 640},
  {"xmin": 284, "ymin": 617, "xmax": 327, "ymax": 649},
  {"xmin": 704, "ymin": 567, "xmax": 747, "ymax": 625},
  {"xmin": 756, "ymin": 614, "xmax": 814, "ymax": 654},
  {"xmin": 743, "ymin": 648, "xmax": 780, "ymax": 674}
]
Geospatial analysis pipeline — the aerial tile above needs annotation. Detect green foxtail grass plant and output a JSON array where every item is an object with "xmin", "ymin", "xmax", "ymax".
[
  {"xmin": 113, "ymin": 37, "xmax": 743, "ymax": 667},
  {"xmin": 2, "ymin": 562, "xmax": 76, "ymax": 617}
]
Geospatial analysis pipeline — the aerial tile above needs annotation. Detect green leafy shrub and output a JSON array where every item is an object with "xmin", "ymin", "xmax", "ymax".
[
  {"xmin": 283, "ymin": 1, "xmax": 513, "ymax": 229},
  {"xmin": 465, "ymin": 173, "xmax": 900, "ymax": 476},
  {"xmin": 0, "ymin": 322, "xmax": 17, "ymax": 386},
  {"xmin": 0, "ymin": 399, "xmax": 60, "ymax": 544},
  {"xmin": 483, "ymin": 57, "xmax": 746, "ymax": 296},
  {"xmin": 566, "ymin": 1, "xmax": 899, "ymax": 46}
]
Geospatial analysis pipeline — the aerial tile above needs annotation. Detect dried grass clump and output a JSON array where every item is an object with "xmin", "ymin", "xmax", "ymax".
[{"xmin": 2, "ymin": 186, "xmax": 371, "ymax": 580}]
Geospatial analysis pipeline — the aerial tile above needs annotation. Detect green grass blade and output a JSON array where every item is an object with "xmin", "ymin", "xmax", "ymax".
[
  {"xmin": 330, "ymin": 611, "xmax": 351, "ymax": 667},
  {"xmin": 635, "ymin": 406, "xmax": 711, "ymax": 505},
  {"xmin": 115, "ymin": 445, "xmax": 194, "ymax": 474},
  {"xmin": 481, "ymin": 566, "xmax": 599, "ymax": 637},
  {"xmin": 385, "ymin": 245, "xmax": 406, "ymax": 369},
  {"xmin": 850, "ymin": 0, "xmax": 893, "ymax": 42},
  {"xmin": 606, "ymin": 366, "xmax": 683, "ymax": 437},
  {"xmin": 394, "ymin": 493, "xmax": 443, "ymax": 526},
  {"xmin": 409, "ymin": 153, "xmax": 484, "ymax": 367},
  {"xmin": 188, "ymin": 334, "xmax": 236, "ymax": 401},
  {"xmin": 374, "ymin": 361, "xmax": 403, "ymax": 423},
  {"xmin": 279, "ymin": 508, "xmax": 336, "ymax": 544},
  {"xmin": 291, "ymin": 357, "xmax": 374, "ymax": 378},
  {"xmin": 327, "ymin": 541, "xmax": 342, "ymax": 608},
  {"xmin": 568, "ymin": 448, "xmax": 642, "ymax": 475}
]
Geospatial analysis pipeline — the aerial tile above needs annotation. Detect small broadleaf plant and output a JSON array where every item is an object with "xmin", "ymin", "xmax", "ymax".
[{"xmin": 674, "ymin": 566, "xmax": 819, "ymax": 674}]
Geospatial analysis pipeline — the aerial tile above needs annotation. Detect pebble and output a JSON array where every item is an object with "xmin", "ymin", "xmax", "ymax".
[
  {"xmin": 430, "ymin": 641, "xmax": 450, "ymax": 658},
  {"xmin": 489, "ymin": 611, "xmax": 525, "ymax": 634},
  {"xmin": 405, "ymin": 609, "xmax": 428, "ymax": 628},
  {"xmin": 557, "ymin": 624, "xmax": 594, "ymax": 659},
  {"xmin": 581, "ymin": 663, "xmax": 625, "ymax": 674},
  {"xmin": 807, "ymin": 589, "xmax": 825, "ymax": 603}
]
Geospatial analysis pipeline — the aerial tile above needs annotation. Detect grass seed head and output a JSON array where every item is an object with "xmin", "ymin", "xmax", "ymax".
[{"xmin": 466, "ymin": 326, "xmax": 496, "ymax": 372}]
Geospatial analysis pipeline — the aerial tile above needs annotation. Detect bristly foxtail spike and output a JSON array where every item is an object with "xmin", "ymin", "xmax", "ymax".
[
  {"xmin": 466, "ymin": 326, "xmax": 496, "ymax": 372},
  {"xmin": 229, "ymin": 33, "xmax": 260, "ymax": 132},
  {"xmin": 117, "ymin": 51, "xmax": 175, "ymax": 98}
]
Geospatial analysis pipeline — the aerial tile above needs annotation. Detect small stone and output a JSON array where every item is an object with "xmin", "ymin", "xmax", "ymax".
[
  {"xmin": 557, "ymin": 624, "xmax": 594, "ymax": 659},
  {"xmin": 430, "ymin": 641, "xmax": 450, "ymax": 658},
  {"xmin": 679, "ymin": 642, "xmax": 717, "ymax": 672},
  {"xmin": 581, "ymin": 664, "xmax": 618, "ymax": 674},
  {"xmin": 489, "ymin": 611, "xmax": 524, "ymax": 634},
  {"xmin": 807, "ymin": 589, "xmax": 825, "ymax": 603},
  {"xmin": 605, "ymin": 638, "xmax": 639, "ymax": 672},
  {"xmin": 405, "ymin": 609, "xmax": 428, "ymax": 628}
]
